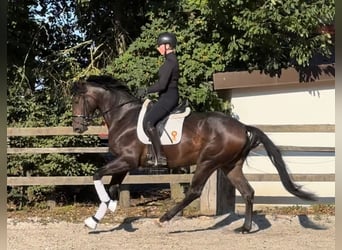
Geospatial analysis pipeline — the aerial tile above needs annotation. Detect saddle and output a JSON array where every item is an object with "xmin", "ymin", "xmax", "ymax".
[{"xmin": 136, "ymin": 99, "xmax": 191, "ymax": 145}]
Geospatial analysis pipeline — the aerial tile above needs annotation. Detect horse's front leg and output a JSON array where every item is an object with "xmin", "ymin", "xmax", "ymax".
[
  {"xmin": 108, "ymin": 172, "xmax": 128, "ymax": 201},
  {"xmin": 84, "ymin": 159, "xmax": 131, "ymax": 230}
]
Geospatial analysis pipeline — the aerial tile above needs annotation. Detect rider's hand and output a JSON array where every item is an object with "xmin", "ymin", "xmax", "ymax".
[{"xmin": 136, "ymin": 87, "xmax": 147, "ymax": 99}]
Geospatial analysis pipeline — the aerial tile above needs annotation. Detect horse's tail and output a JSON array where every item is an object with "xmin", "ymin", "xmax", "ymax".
[{"xmin": 244, "ymin": 125, "xmax": 317, "ymax": 201}]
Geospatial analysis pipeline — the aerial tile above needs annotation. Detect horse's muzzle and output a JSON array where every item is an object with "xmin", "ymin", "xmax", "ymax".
[
  {"xmin": 72, "ymin": 117, "xmax": 88, "ymax": 134},
  {"xmin": 73, "ymin": 127, "xmax": 87, "ymax": 134}
]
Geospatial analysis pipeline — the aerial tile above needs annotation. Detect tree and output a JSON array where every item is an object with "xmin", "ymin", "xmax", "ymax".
[
  {"xmin": 7, "ymin": 1, "xmax": 102, "ymax": 207},
  {"xmin": 219, "ymin": 0, "xmax": 335, "ymax": 72},
  {"xmin": 104, "ymin": 0, "xmax": 334, "ymax": 111},
  {"xmin": 75, "ymin": 0, "xmax": 148, "ymax": 62},
  {"xmin": 105, "ymin": 1, "xmax": 230, "ymax": 112}
]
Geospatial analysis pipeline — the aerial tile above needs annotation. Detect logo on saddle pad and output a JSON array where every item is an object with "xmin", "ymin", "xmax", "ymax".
[{"xmin": 137, "ymin": 99, "xmax": 191, "ymax": 145}]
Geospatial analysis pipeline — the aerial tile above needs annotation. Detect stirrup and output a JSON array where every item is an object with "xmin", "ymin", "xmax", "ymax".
[
  {"xmin": 156, "ymin": 156, "xmax": 167, "ymax": 166},
  {"xmin": 147, "ymin": 156, "xmax": 167, "ymax": 166}
]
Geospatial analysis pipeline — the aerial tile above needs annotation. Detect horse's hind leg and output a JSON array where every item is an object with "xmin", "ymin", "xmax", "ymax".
[
  {"xmin": 159, "ymin": 163, "xmax": 216, "ymax": 223},
  {"xmin": 225, "ymin": 159, "xmax": 255, "ymax": 233}
]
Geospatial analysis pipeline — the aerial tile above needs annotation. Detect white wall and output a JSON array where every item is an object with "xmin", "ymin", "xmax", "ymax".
[
  {"xmin": 230, "ymin": 83, "xmax": 335, "ymax": 205},
  {"xmin": 231, "ymin": 84, "xmax": 335, "ymax": 125}
]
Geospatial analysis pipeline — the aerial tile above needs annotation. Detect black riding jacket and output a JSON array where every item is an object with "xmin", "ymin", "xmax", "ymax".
[
  {"xmin": 143, "ymin": 52, "xmax": 179, "ymax": 128},
  {"xmin": 147, "ymin": 52, "xmax": 179, "ymax": 95}
]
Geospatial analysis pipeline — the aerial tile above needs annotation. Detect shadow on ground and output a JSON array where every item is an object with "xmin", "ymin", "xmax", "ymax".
[
  {"xmin": 168, "ymin": 213, "xmax": 271, "ymax": 234},
  {"xmin": 88, "ymin": 213, "xmax": 329, "ymax": 235},
  {"xmin": 297, "ymin": 214, "xmax": 328, "ymax": 230},
  {"xmin": 88, "ymin": 217, "xmax": 141, "ymax": 234}
]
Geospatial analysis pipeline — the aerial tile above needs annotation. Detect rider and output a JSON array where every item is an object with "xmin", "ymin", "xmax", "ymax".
[{"xmin": 143, "ymin": 32, "xmax": 180, "ymax": 166}]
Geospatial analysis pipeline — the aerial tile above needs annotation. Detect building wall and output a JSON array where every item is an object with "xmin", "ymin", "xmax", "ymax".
[
  {"xmin": 229, "ymin": 83, "xmax": 335, "ymax": 205},
  {"xmin": 230, "ymin": 83, "xmax": 335, "ymax": 125}
]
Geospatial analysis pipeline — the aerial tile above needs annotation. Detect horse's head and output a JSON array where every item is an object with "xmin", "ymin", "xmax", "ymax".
[
  {"xmin": 71, "ymin": 75, "xmax": 137, "ymax": 133},
  {"xmin": 71, "ymin": 80, "xmax": 99, "ymax": 133}
]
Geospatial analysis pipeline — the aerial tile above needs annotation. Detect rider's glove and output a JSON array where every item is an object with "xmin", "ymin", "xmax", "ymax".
[{"xmin": 136, "ymin": 87, "xmax": 147, "ymax": 99}]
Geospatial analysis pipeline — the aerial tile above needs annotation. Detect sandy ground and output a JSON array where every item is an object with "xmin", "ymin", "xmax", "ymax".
[{"xmin": 7, "ymin": 213, "xmax": 335, "ymax": 250}]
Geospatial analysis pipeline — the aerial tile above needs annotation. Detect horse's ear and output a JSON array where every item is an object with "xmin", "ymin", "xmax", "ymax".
[
  {"xmin": 71, "ymin": 82, "xmax": 77, "ymax": 95},
  {"xmin": 71, "ymin": 80, "xmax": 86, "ymax": 95}
]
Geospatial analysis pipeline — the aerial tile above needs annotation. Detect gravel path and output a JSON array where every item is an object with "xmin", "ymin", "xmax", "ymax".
[{"xmin": 7, "ymin": 213, "xmax": 335, "ymax": 250}]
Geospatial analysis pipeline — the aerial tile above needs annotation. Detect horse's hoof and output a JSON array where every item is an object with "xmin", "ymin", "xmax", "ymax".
[
  {"xmin": 234, "ymin": 226, "xmax": 250, "ymax": 234},
  {"xmin": 107, "ymin": 200, "xmax": 117, "ymax": 212},
  {"xmin": 154, "ymin": 219, "xmax": 169, "ymax": 228},
  {"xmin": 84, "ymin": 217, "xmax": 97, "ymax": 230}
]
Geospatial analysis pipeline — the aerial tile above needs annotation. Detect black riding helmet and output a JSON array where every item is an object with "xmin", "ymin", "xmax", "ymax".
[{"xmin": 157, "ymin": 32, "xmax": 177, "ymax": 49}]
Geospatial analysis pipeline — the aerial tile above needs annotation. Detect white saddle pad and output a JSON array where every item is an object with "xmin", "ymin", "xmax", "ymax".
[{"xmin": 137, "ymin": 99, "xmax": 191, "ymax": 145}]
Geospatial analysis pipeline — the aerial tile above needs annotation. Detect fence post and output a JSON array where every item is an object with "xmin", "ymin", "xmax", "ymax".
[
  {"xmin": 200, "ymin": 169, "xmax": 235, "ymax": 215},
  {"xmin": 119, "ymin": 184, "xmax": 130, "ymax": 208}
]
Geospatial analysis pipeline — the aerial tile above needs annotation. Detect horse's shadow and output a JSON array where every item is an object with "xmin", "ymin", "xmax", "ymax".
[
  {"xmin": 168, "ymin": 213, "xmax": 328, "ymax": 234},
  {"xmin": 169, "ymin": 213, "xmax": 271, "ymax": 234},
  {"xmin": 88, "ymin": 213, "xmax": 327, "ymax": 235},
  {"xmin": 88, "ymin": 213, "xmax": 270, "ymax": 235},
  {"xmin": 297, "ymin": 214, "xmax": 328, "ymax": 230},
  {"xmin": 88, "ymin": 217, "xmax": 141, "ymax": 234}
]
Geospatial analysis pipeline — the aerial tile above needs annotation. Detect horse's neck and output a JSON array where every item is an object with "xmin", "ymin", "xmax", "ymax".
[{"xmin": 101, "ymin": 98, "xmax": 140, "ymax": 131}]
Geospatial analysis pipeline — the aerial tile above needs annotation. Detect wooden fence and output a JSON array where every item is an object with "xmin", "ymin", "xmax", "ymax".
[{"xmin": 7, "ymin": 124, "xmax": 335, "ymax": 214}]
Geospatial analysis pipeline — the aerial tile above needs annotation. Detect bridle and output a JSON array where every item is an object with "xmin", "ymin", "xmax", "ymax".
[{"xmin": 72, "ymin": 93, "xmax": 137, "ymax": 125}]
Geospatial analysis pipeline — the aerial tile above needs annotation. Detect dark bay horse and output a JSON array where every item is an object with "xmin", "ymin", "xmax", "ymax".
[{"xmin": 71, "ymin": 75, "xmax": 316, "ymax": 232}]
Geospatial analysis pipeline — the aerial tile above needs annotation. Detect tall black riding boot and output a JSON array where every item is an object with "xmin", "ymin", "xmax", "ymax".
[{"xmin": 146, "ymin": 126, "xmax": 167, "ymax": 166}]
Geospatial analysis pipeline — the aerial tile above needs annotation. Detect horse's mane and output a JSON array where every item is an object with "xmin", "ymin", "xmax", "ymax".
[
  {"xmin": 86, "ymin": 75, "xmax": 130, "ymax": 92},
  {"xmin": 72, "ymin": 75, "xmax": 130, "ymax": 95}
]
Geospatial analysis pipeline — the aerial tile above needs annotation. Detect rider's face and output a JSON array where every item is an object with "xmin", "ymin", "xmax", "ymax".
[
  {"xmin": 157, "ymin": 44, "xmax": 165, "ymax": 55},
  {"xmin": 157, "ymin": 44, "xmax": 171, "ymax": 55}
]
